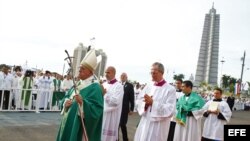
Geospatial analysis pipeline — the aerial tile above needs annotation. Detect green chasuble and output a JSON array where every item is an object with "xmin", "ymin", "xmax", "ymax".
[
  {"xmin": 53, "ymin": 79, "xmax": 61, "ymax": 91},
  {"xmin": 52, "ymin": 79, "xmax": 65, "ymax": 107},
  {"xmin": 175, "ymin": 92, "xmax": 205, "ymax": 126},
  {"xmin": 52, "ymin": 91, "xmax": 65, "ymax": 107},
  {"xmin": 21, "ymin": 77, "xmax": 33, "ymax": 106},
  {"xmin": 56, "ymin": 82, "xmax": 103, "ymax": 141}
]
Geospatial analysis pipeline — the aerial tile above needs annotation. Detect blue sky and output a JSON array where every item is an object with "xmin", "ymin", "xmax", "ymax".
[{"xmin": 0, "ymin": 0, "xmax": 250, "ymax": 84}]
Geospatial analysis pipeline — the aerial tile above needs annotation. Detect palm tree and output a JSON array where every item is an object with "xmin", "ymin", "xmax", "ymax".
[
  {"xmin": 221, "ymin": 74, "xmax": 230, "ymax": 88},
  {"xmin": 173, "ymin": 74, "xmax": 185, "ymax": 81},
  {"xmin": 229, "ymin": 77, "xmax": 237, "ymax": 84},
  {"xmin": 199, "ymin": 81, "xmax": 208, "ymax": 87}
]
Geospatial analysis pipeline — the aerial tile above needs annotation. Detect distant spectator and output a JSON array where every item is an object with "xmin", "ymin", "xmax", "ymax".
[
  {"xmin": 226, "ymin": 93, "xmax": 235, "ymax": 111},
  {"xmin": 0, "ymin": 65, "xmax": 14, "ymax": 109}
]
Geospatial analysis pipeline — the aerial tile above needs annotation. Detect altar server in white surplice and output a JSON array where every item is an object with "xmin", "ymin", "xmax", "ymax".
[
  {"xmin": 12, "ymin": 71, "xmax": 22, "ymax": 109},
  {"xmin": 200, "ymin": 87, "xmax": 232, "ymax": 141},
  {"xmin": 134, "ymin": 62, "xmax": 176, "ymax": 141},
  {"xmin": 38, "ymin": 70, "xmax": 53, "ymax": 109},
  {"xmin": 101, "ymin": 66, "xmax": 124, "ymax": 141}
]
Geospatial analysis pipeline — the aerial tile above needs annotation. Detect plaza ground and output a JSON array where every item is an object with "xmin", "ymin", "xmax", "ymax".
[{"xmin": 0, "ymin": 110, "xmax": 249, "ymax": 141}]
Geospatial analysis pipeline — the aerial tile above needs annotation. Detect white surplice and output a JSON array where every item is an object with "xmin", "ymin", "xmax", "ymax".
[
  {"xmin": 134, "ymin": 82, "xmax": 176, "ymax": 141},
  {"xmin": 170, "ymin": 91, "xmax": 184, "ymax": 121},
  {"xmin": 201, "ymin": 100, "xmax": 232, "ymax": 140},
  {"xmin": 12, "ymin": 74, "xmax": 22, "ymax": 108},
  {"xmin": 37, "ymin": 76, "xmax": 53, "ymax": 109},
  {"xmin": 173, "ymin": 114, "xmax": 203, "ymax": 141},
  {"xmin": 101, "ymin": 80, "xmax": 124, "ymax": 141}
]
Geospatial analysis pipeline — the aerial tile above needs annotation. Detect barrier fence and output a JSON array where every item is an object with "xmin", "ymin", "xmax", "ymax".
[{"xmin": 0, "ymin": 88, "xmax": 65, "ymax": 112}]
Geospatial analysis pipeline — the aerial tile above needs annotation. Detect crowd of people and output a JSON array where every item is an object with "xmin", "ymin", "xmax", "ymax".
[
  {"xmin": 200, "ymin": 90, "xmax": 250, "ymax": 111},
  {"xmin": 0, "ymin": 65, "xmax": 75, "ymax": 111},
  {"xmin": 1, "ymin": 50, "xmax": 248, "ymax": 141},
  {"xmin": 233, "ymin": 98, "xmax": 250, "ymax": 110}
]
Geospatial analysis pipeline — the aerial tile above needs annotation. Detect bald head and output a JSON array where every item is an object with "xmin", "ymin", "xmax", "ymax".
[
  {"xmin": 105, "ymin": 66, "xmax": 116, "ymax": 81},
  {"xmin": 120, "ymin": 72, "xmax": 128, "ymax": 83}
]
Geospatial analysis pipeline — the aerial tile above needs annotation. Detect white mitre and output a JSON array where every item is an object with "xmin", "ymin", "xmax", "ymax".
[{"xmin": 80, "ymin": 49, "xmax": 97, "ymax": 71}]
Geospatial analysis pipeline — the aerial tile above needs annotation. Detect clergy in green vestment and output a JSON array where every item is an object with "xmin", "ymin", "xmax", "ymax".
[
  {"xmin": 174, "ymin": 80, "xmax": 205, "ymax": 141},
  {"xmin": 56, "ymin": 49, "xmax": 104, "ymax": 141},
  {"xmin": 52, "ymin": 74, "xmax": 65, "ymax": 108},
  {"xmin": 21, "ymin": 70, "xmax": 34, "ymax": 109},
  {"xmin": 175, "ymin": 91, "xmax": 205, "ymax": 125}
]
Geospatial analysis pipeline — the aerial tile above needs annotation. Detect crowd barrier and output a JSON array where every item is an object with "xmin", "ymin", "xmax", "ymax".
[{"xmin": 0, "ymin": 88, "xmax": 65, "ymax": 113}]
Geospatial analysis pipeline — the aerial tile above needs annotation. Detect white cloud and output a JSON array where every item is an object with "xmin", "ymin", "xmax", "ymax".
[{"xmin": 0, "ymin": 0, "xmax": 250, "ymax": 83}]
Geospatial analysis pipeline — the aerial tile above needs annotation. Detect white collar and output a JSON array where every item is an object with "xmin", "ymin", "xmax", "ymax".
[{"xmin": 77, "ymin": 75, "xmax": 99, "ymax": 90}]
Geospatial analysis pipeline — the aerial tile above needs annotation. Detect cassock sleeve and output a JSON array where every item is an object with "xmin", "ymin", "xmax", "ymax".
[
  {"xmin": 150, "ymin": 87, "xmax": 176, "ymax": 120},
  {"xmin": 219, "ymin": 101, "xmax": 232, "ymax": 122},
  {"xmin": 104, "ymin": 84, "xmax": 124, "ymax": 112},
  {"xmin": 217, "ymin": 112, "xmax": 226, "ymax": 120}
]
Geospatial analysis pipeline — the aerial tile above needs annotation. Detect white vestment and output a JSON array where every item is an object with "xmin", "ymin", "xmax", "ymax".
[
  {"xmin": 38, "ymin": 76, "xmax": 53, "ymax": 109},
  {"xmin": 170, "ymin": 91, "xmax": 184, "ymax": 121},
  {"xmin": 101, "ymin": 80, "xmax": 124, "ymax": 141},
  {"xmin": 134, "ymin": 88, "xmax": 142, "ymax": 112},
  {"xmin": 134, "ymin": 82, "xmax": 176, "ymax": 141},
  {"xmin": 201, "ymin": 100, "xmax": 232, "ymax": 140},
  {"xmin": 62, "ymin": 78, "xmax": 73, "ymax": 91},
  {"xmin": 173, "ymin": 115, "xmax": 202, "ymax": 141},
  {"xmin": 12, "ymin": 74, "xmax": 22, "ymax": 108}
]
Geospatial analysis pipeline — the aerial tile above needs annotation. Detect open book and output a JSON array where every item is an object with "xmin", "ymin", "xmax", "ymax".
[{"xmin": 208, "ymin": 102, "xmax": 219, "ymax": 111}]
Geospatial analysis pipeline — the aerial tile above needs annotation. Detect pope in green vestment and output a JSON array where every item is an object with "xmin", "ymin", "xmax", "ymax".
[
  {"xmin": 56, "ymin": 76, "xmax": 103, "ymax": 141},
  {"xmin": 56, "ymin": 49, "xmax": 104, "ymax": 141}
]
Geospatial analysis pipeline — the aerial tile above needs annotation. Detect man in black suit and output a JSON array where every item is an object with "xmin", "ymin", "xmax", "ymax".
[
  {"xmin": 227, "ymin": 93, "xmax": 235, "ymax": 111},
  {"xmin": 119, "ymin": 73, "xmax": 134, "ymax": 141}
]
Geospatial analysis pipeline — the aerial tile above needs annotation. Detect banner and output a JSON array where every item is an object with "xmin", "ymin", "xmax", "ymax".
[{"xmin": 234, "ymin": 82, "xmax": 241, "ymax": 95}]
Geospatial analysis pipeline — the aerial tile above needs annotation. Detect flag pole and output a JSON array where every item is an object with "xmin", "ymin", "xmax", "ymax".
[{"xmin": 239, "ymin": 51, "xmax": 246, "ymax": 94}]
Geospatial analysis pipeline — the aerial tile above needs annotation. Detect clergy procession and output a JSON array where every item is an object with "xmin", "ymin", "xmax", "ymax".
[
  {"xmin": 55, "ymin": 49, "xmax": 234, "ymax": 141},
  {"xmin": 1, "ymin": 49, "xmax": 235, "ymax": 141}
]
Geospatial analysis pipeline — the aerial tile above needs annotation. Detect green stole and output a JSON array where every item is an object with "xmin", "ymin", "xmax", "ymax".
[
  {"xmin": 175, "ymin": 92, "xmax": 205, "ymax": 126},
  {"xmin": 21, "ymin": 77, "xmax": 33, "ymax": 106},
  {"xmin": 52, "ymin": 79, "xmax": 64, "ymax": 106},
  {"xmin": 53, "ymin": 79, "xmax": 61, "ymax": 91}
]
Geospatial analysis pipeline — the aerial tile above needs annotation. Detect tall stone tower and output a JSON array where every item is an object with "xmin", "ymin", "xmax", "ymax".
[
  {"xmin": 72, "ymin": 43, "xmax": 107, "ymax": 78},
  {"xmin": 95, "ymin": 49, "xmax": 107, "ymax": 78},
  {"xmin": 194, "ymin": 4, "xmax": 220, "ymax": 86},
  {"xmin": 72, "ymin": 43, "xmax": 88, "ymax": 77}
]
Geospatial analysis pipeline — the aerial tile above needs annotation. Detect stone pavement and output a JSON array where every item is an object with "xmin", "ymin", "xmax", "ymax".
[{"xmin": 0, "ymin": 110, "xmax": 249, "ymax": 141}]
